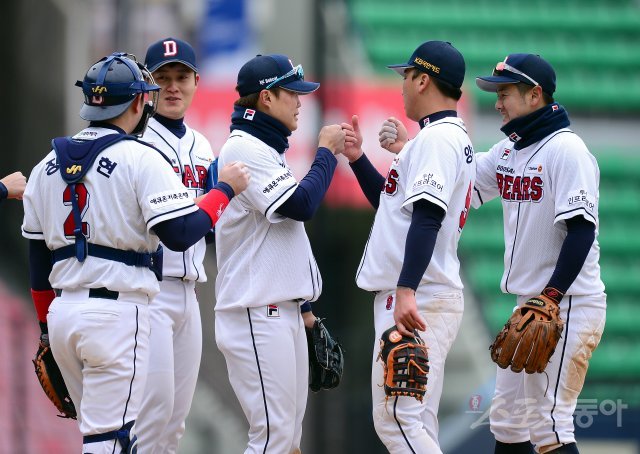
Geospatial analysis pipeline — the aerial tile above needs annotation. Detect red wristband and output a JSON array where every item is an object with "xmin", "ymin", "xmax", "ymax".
[
  {"xmin": 31, "ymin": 289, "xmax": 56, "ymax": 323},
  {"xmin": 196, "ymin": 188, "xmax": 230, "ymax": 227}
]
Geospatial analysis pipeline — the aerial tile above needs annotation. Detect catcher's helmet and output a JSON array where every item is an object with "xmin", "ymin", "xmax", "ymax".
[{"xmin": 75, "ymin": 53, "xmax": 160, "ymax": 125}]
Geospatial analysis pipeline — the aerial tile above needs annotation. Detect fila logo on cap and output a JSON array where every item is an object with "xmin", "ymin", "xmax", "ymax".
[
  {"xmin": 163, "ymin": 40, "xmax": 178, "ymax": 57},
  {"xmin": 243, "ymin": 109, "xmax": 256, "ymax": 120}
]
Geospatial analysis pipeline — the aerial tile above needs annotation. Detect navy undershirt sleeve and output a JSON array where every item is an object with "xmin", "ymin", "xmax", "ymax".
[
  {"xmin": 153, "ymin": 210, "xmax": 213, "ymax": 252},
  {"xmin": 29, "ymin": 240, "xmax": 53, "ymax": 290},
  {"xmin": 349, "ymin": 154, "xmax": 385, "ymax": 209},
  {"xmin": 300, "ymin": 301, "xmax": 312, "ymax": 313},
  {"xmin": 153, "ymin": 183, "xmax": 234, "ymax": 250},
  {"xmin": 276, "ymin": 147, "xmax": 337, "ymax": 221},
  {"xmin": 0, "ymin": 181, "xmax": 7, "ymax": 201},
  {"xmin": 546, "ymin": 215, "xmax": 596, "ymax": 293},
  {"xmin": 397, "ymin": 200, "xmax": 445, "ymax": 290}
]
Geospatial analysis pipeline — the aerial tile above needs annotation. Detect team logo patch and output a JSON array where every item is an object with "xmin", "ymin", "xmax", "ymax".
[
  {"xmin": 500, "ymin": 149, "xmax": 511, "ymax": 160},
  {"xmin": 386, "ymin": 295, "xmax": 393, "ymax": 310},
  {"xmin": 243, "ymin": 109, "xmax": 256, "ymax": 120},
  {"xmin": 267, "ymin": 304, "xmax": 280, "ymax": 317}
]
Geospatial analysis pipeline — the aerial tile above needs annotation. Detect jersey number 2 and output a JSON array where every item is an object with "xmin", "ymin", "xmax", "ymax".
[
  {"xmin": 63, "ymin": 183, "xmax": 90, "ymax": 238},
  {"xmin": 458, "ymin": 182, "xmax": 472, "ymax": 232}
]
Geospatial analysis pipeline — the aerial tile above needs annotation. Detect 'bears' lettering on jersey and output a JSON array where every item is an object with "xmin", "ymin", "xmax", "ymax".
[
  {"xmin": 171, "ymin": 164, "xmax": 208, "ymax": 189},
  {"xmin": 496, "ymin": 172, "xmax": 543, "ymax": 201}
]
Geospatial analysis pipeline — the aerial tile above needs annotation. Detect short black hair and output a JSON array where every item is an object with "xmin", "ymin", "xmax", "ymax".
[
  {"xmin": 411, "ymin": 69, "xmax": 462, "ymax": 101},
  {"xmin": 234, "ymin": 86, "xmax": 283, "ymax": 108},
  {"xmin": 515, "ymin": 82, "xmax": 554, "ymax": 105}
]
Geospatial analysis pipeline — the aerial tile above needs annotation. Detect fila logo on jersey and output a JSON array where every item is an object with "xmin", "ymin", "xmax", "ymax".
[
  {"xmin": 243, "ymin": 109, "xmax": 256, "ymax": 120},
  {"xmin": 163, "ymin": 40, "xmax": 178, "ymax": 57},
  {"xmin": 508, "ymin": 132, "xmax": 521, "ymax": 142},
  {"xmin": 500, "ymin": 149, "xmax": 511, "ymax": 160},
  {"xmin": 496, "ymin": 172, "xmax": 543, "ymax": 201},
  {"xmin": 267, "ymin": 304, "xmax": 280, "ymax": 317},
  {"xmin": 66, "ymin": 165, "xmax": 82, "ymax": 175}
]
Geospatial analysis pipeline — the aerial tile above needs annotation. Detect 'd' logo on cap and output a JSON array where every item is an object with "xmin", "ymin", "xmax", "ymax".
[
  {"xmin": 243, "ymin": 109, "xmax": 255, "ymax": 120},
  {"xmin": 163, "ymin": 40, "xmax": 178, "ymax": 57}
]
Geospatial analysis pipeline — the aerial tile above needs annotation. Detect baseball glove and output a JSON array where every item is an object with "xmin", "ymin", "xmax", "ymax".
[
  {"xmin": 33, "ymin": 334, "xmax": 77, "ymax": 419},
  {"xmin": 490, "ymin": 288, "xmax": 565, "ymax": 374},
  {"xmin": 306, "ymin": 318, "xmax": 344, "ymax": 392},
  {"xmin": 378, "ymin": 325, "xmax": 429, "ymax": 402}
]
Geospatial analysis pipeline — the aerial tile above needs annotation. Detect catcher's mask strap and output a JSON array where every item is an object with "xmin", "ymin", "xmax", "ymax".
[{"xmin": 83, "ymin": 420, "xmax": 136, "ymax": 452}]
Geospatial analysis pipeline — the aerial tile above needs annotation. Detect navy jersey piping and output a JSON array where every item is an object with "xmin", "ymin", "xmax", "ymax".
[{"xmin": 504, "ymin": 130, "xmax": 572, "ymax": 293}]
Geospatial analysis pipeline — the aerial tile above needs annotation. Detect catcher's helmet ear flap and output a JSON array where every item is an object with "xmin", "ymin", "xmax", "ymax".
[{"xmin": 75, "ymin": 52, "xmax": 160, "ymax": 134}]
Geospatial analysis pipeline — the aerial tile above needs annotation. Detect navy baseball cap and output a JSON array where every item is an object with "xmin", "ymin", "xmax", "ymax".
[
  {"xmin": 145, "ymin": 37, "xmax": 197, "ymax": 73},
  {"xmin": 236, "ymin": 54, "xmax": 319, "ymax": 97},
  {"xmin": 476, "ymin": 53, "xmax": 556, "ymax": 96},
  {"xmin": 387, "ymin": 41, "xmax": 466, "ymax": 89}
]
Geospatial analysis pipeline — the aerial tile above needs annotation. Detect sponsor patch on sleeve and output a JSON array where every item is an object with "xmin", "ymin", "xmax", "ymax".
[
  {"xmin": 148, "ymin": 189, "xmax": 192, "ymax": 207},
  {"xmin": 412, "ymin": 172, "xmax": 445, "ymax": 193},
  {"xmin": 261, "ymin": 169, "xmax": 294, "ymax": 199},
  {"xmin": 567, "ymin": 189, "xmax": 596, "ymax": 212}
]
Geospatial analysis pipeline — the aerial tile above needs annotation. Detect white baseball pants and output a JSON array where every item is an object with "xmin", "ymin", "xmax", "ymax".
[
  {"xmin": 490, "ymin": 293, "xmax": 606, "ymax": 452},
  {"xmin": 215, "ymin": 301, "xmax": 308, "ymax": 454}
]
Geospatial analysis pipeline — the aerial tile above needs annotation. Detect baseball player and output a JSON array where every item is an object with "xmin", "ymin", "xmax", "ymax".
[
  {"xmin": 135, "ymin": 37, "xmax": 214, "ymax": 454},
  {"xmin": 0, "ymin": 171, "xmax": 27, "ymax": 202},
  {"xmin": 21, "ymin": 52, "xmax": 248, "ymax": 454},
  {"xmin": 341, "ymin": 41, "xmax": 475, "ymax": 453},
  {"xmin": 214, "ymin": 53, "xmax": 345, "ymax": 453},
  {"xmin": 473, "ymin": 53, "xmax": 606, "ymax": 454}
]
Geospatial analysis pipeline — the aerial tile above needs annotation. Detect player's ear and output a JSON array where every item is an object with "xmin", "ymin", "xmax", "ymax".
[
  {"xmin": 529, "ymin": 85, "xmax": 543, "ymax": 107},
  {"xmin": 418, "ymin": 72, "xmax": 430, "ymax": 93},
  {"xmin": 258, "ymin": 89, "xmax": 272, "ymax": 111},
  {"xmin": 194, "ymin": 72, "xmax": 200, "ymax": 87}
]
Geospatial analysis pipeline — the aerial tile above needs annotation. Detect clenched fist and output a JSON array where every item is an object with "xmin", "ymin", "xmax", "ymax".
[
  {"xmin": 379, "ymin": 117, "xmax": 408, "ymax": 154},
  {"xmin": 218, "ymin": 161, "xmax": 250, "ymax": 195},
  {"xmin": 318, "ymin": 124, "xmax": 346, "ymax": 156},
  {"xmin": 1, "ymin": 171, "xmax": 27, "ymax": 200}
]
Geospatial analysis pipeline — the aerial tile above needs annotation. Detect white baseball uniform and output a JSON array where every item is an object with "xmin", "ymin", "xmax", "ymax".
[
  {"xmin": 214, "ymin": 129, "xmax": 320, "ymax": 454},
  {"xmin": 357, "ymin": 116, "xmax": 475, "ymax": 453},
  {"xmin": 472, "ymin": 128, "xmax": 606, "ymax": 450},
  {"xmin": 136, "ymin": 116, "xmax": 214, "ymax": 453},
  {"xmin": 22, "ymin": 126, "xmax": 199, "ymax": 454}
]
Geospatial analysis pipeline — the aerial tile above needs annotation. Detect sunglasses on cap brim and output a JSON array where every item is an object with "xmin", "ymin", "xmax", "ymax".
[
  {"xmin": 265, "ymin": 65, "xmax": 304, "ymax": 90},
  {"xmin": 493, "ymin": 61, "xmax": 539, "ymax": 87}
]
